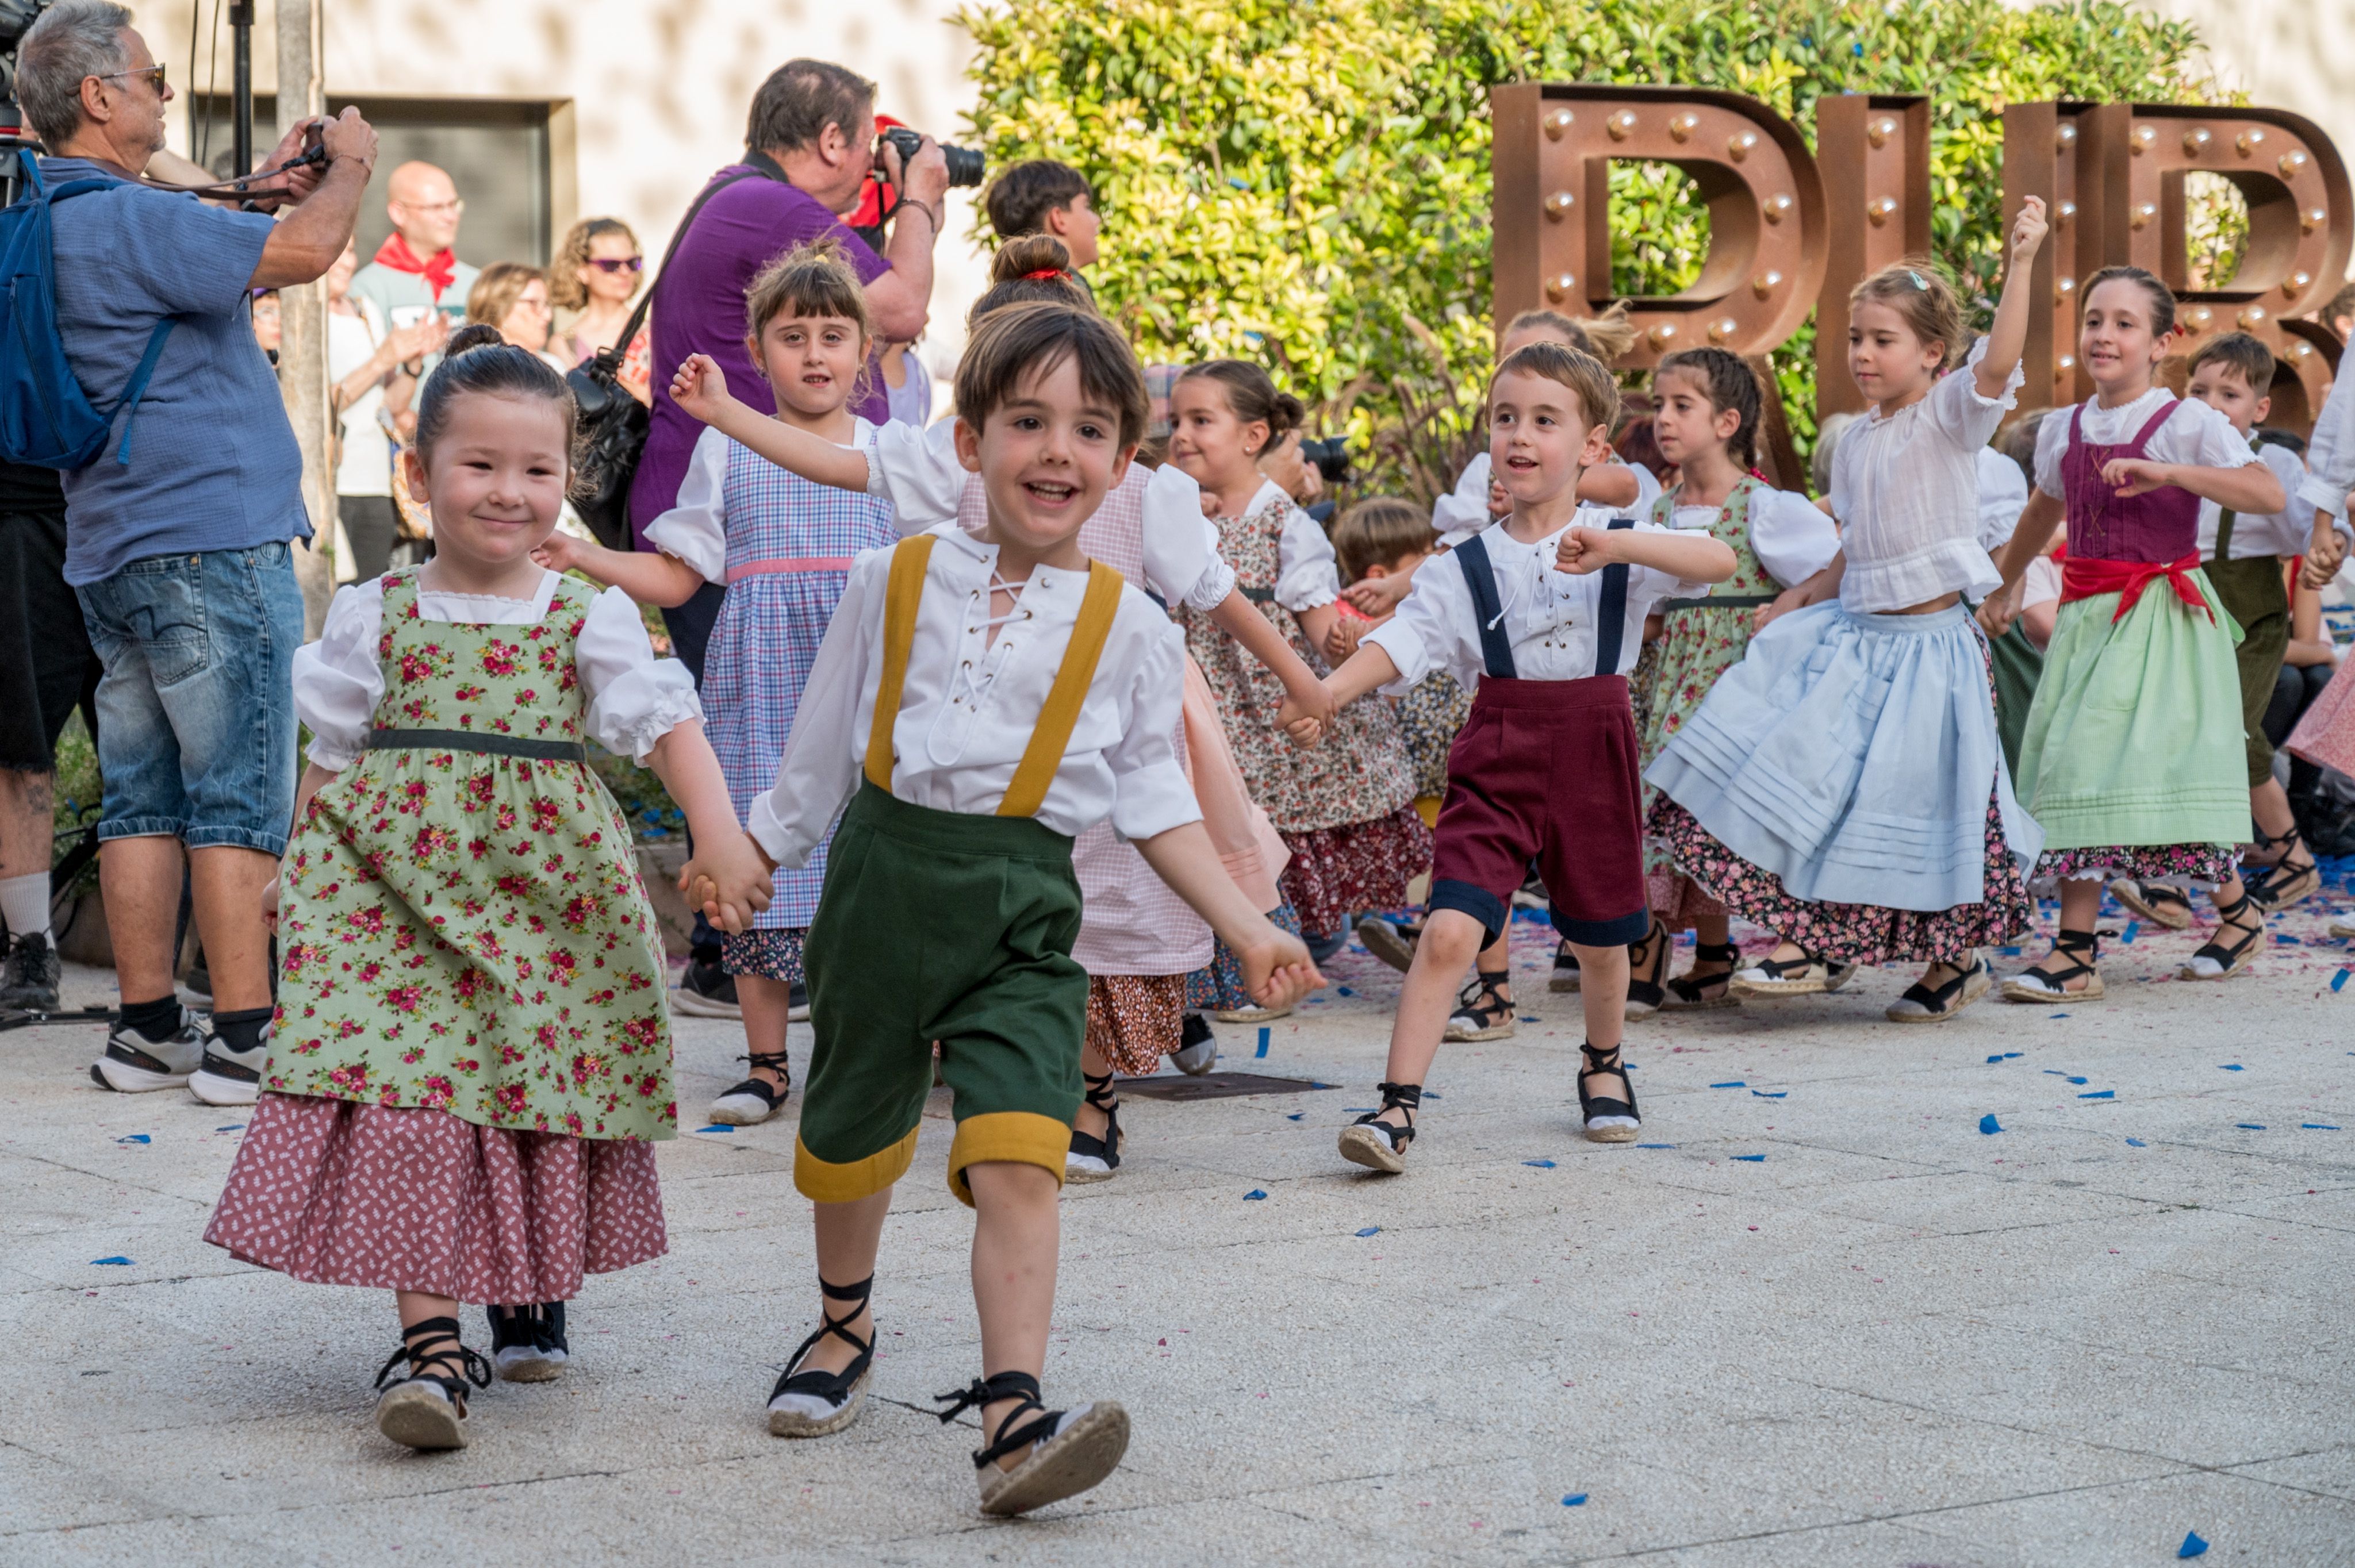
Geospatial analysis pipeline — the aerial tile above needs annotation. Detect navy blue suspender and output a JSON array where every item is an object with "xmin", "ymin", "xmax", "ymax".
[{"xmin": 1453, "ymin": 517, "xmax": 1637, "ymax": 681}]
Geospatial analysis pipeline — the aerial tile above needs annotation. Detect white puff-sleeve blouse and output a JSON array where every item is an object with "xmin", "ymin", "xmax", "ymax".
[{"xmin": 293, "ymin": 571, "xmax": 703, "ymax": 770}]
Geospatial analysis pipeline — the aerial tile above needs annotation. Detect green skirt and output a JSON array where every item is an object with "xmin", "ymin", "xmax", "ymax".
[{"xmin": 2014, "ymin": 574, "xmax": 2245, "ymax": 852}]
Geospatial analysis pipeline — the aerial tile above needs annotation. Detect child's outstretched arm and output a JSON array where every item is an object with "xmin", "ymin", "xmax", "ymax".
[
  {"xmin": 1276, "ymin": 640, "xmax": 1403, "ymax": 748},
  {"xmin": 670, "ymin": 353, "xmax": 873, "ymax": 494},
  {"xmin": 1976, "ymin": 195, "xmax": 2049, "ymax": 399},
  {"xmin": 1210, "ymin": 590, "xmax": 1337, "ymax": 732},
  {"xmin": 654, "ymin": 718, "xmax": 773, "ymax": 934},
  {"xmin": 1980, "ymin": 491, "xmax": 2067, "ymax": 636},
  {"xmin": 1576, "ymin": 461, "xmax": 1641, "ymax": 509},
  {"xmin": 1134, "ymin": 823, "xmax": 1324, "ymax": 1009},
  {"xmin": 2100, "ymin": 455, "xmax": 2285, "ymax": 513},
  {"xmin": 1556, "ymin": 525, "xmax": 1738, "ymax": 583},
  {"xmin": 534, "ymin": 533, "xmax": 704, "ymax": 609}
]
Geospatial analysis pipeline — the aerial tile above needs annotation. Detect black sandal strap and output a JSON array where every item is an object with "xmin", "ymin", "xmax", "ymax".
[
  {"xmin": 1747, "ymin": 951, "xmax": 1827, "ymax": 981},
  {"xmin": 375, "ymin": 1315, "xmax": 493, "ymax": 1398},
  {"xmin": 1351, "ymin": 1081, "xmax": 1421, "ymax": 1150},
  {"xmin": 1082, "ymin": 1069, "xmax": 1118, "ymax": 1111},
  {"xmin": 772, "ymin": 1275, "xmax": 876, "ymax": 1403},
  {"xmin": 2192, "ymin": 890, "xmax": 2264, "ymax": 967},
  {"xmin": 720, "ymin": 1050, "xmax": 792, "ymax": 1108},
  {"xmin": 1577, "ymin": 1041, "xmax": 1639, "ymax": 1123},
  {"xmin": 1693, "ymin": 941, "xmax": 1742, "ymax": 963},
  {"xmin": 937, "ymin": 1370, "xmax": 1063, "ymax": 1468},
  {"xmin": 2025, "ymin": 928, "xmax": 2100, "ymax": 985},
  {"xmin": 1896, "ymin": 956, "xmax": 1984, "ymax": 1012}
]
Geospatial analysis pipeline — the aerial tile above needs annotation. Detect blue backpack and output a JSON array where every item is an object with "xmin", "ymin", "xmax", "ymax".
[{"xmin": 0, "ymin": 153, "xmax": 175, "ymax": 468}]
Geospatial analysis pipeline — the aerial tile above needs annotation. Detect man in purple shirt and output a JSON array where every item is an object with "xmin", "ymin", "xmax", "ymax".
[{"xmin": 628, "ymin": 57, "xmax": 946, "ymax": 1015}]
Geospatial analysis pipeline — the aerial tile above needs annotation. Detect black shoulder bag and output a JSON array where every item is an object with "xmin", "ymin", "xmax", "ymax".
[{"xmin": 566, "ymin": 164, "xmax": 771, "ymax": 548}]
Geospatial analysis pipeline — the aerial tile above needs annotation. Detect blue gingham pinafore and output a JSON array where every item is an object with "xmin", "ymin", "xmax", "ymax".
[{"xmin": 700, "ymin": 430, "xmax": 899, "ymax": 926}]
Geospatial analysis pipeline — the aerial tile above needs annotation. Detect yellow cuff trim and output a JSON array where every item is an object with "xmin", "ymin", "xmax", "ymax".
[
  {"xmin": 946, "ymin": 1111, "xmax": 1072, "ymax": 1206},
  {"xmin": 794, "ymin": 1126, "xmax": 919, "ymax": 1204}
]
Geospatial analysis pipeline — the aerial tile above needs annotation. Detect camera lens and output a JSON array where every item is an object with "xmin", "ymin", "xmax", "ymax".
[{"xmin": 941, "ymin": 145, "xmax": 987, "ymax": 189}]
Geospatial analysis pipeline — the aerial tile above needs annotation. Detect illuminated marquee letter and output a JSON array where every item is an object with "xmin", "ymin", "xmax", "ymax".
[
  {"xmin": 1491, "ymin": 83, "xmax": 1827, "ymax": 367},
  {"xmin": 1814, "ymin": 94, "xmax": 1931, "ymax": 417}
]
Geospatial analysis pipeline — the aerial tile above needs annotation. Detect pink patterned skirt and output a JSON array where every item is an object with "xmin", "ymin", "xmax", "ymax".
[
  {"xmin": 205, "ymin": 1092, "xmax": 667, "ymax": 1302},
  {"xmin": 1278, "ymin": 805, "xmax": 1435, "ymax": 938},
  {"xmin": 2285, "ymin": 656, "xmax": 2355, "ymax": 778}
]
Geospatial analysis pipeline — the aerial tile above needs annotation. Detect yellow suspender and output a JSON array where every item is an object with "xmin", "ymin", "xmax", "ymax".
[
  {"xmin": 860, "ymin": 538, "xmax": 1126, "ymax": 821},
  {"xmin": 862, "ymin": 536, "xmax": 936, "ymax": 793},
  {"xmin": 998, "ymin": 560, "xmax": 1125, "ymax": 818}
]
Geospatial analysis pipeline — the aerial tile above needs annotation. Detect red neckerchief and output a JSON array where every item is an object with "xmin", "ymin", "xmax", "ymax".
[
  {"xmin": 2059, "ymin": 550, "xmax": 2214, "ymax": 625},
  {"xmin": 372, "ymin": 233, "xmax": 458, "ymax": 302}
]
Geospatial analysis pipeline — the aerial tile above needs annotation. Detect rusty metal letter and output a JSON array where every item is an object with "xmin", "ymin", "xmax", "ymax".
[{"xmin": 1814, "ymin": 94, "xmax": 1931, "ymax": 417}]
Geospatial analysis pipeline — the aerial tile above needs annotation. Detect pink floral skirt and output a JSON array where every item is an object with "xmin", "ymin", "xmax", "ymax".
[
  {"xmin": 1648, "ymin": 790, "xmax": 2032, "ymax": 967},
  {"xmin": 1278, "ymin": 805, "xmax": 1435, "ymax": 937},
  {"xmin": 2032, "ymin": 843, "xmax": 2237, "ymax": 886},
  {"xmin": 1647, "ymin": 867, "xmax": 1725, "ymax": 929},
  {"xmin": 1086, "ymin": 973, "xmax": 1189, "ymax": 1076},
  {"xmin": 205, "ymin": 1092, "xmax": 666, "ymax": 1302}
]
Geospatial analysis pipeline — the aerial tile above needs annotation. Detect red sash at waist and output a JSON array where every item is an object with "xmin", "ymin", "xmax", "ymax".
[
  {"xmin": 725, "ymin": 556, "xmax": 857, "ymax": 585},
  {"xmin": 2058, "ymin": 551, "xmax": 2213, "ymax": 625}
]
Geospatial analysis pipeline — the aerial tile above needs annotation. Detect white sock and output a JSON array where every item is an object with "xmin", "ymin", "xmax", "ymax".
[{"xmin": 0, "ymin": 873, "xmax": 48, "ymax": 943}]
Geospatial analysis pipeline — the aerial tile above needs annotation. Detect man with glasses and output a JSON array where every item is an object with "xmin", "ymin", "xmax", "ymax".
[
  {"xmin": 16, "ymin": 1, "xmax": 378, "ymax": 1101},
  {"xmin": 347, "ymin": 160, "xmax": 479, "ymax": 349}
]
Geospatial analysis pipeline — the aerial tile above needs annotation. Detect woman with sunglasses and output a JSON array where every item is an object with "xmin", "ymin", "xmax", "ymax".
[{"xmin": 550, "ymin": 217, "xmax": 652, "ymax": 405}]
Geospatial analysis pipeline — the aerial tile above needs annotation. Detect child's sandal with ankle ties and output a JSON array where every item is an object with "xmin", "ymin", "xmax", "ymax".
[
  {"xmin": 1064, "ymin": 1069, "xmax": 1123, "ymax": 1183},
  {"xmin": 2182, "ymin": 889, "xmax": 2264, "ymax": 981},
  {"xmin": 1577, "ymin": 1041, "xmax": 1640, "ymax": 1143},
  {"xmin": 768, "ymin": 1275, "xmax": 875, "ymax": 1438},
  {"xmin": 2107, "ymin": 878, "xmax": 2193, "ymax": 930},
  {"xmin": 485, "ymin": 1301, "xmax": 569, "ymax": 1382},
  {"xmin": 1624, "ymin": 919, "xmax": 1669, "ymax": 1020},
  {"xmin": 1662, "ymin": 940, "xmax": 1742, "ymax": 1010},
  {"xmin": 937, "ymin": 1370, "xmax": 1130, "ymax": 1517},
  {"xmin": 1337, "ymin": 1081, "xmax": 1420, "ymax": 1174},
  {"xmin": 708, "ymin": 1048, "xmax": 791, "ymax": 1126},
  {"xmin": 1729, "ymin": 951, "xmax": 1857, "ymax": 997},
  {"xmin": 1443, "ymin": 969, "xmax": 1516, "ymax": 1041},
  {"xmin": 373, "ymin": 1316, "xmax": 492, "ymax": 1451},
  {"xmin": 2001, "ymin": 930, "xmax": 2104, "ymax": 1002}
]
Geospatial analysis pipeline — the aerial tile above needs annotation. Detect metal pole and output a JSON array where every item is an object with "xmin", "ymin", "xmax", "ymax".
[
  {"xmin": 229, "ymin": 1, "xmax": 253, "ymax": 176},
  {"xmin": 275, "ymin": 0, "xmax": 332, "ymax": 635}
]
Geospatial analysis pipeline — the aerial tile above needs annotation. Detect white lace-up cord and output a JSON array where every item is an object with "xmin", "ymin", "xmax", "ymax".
[{"xmin": 940, "ymin": 574, "xmax": 1037, "ymax": 721}]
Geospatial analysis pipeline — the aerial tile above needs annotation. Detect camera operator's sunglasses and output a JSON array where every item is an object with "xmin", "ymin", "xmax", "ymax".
[
  {"xmin": 93, "ymin": 63, "xmax": 168, "ymax": 91},
  {"xmin": 586, "ymin": 257, "xmax": 644, "ymax": 274}
]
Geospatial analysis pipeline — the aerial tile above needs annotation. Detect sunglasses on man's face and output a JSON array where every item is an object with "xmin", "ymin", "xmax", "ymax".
[
  {"xmin": 94, "ymin": 63, "xmax": 168, "ymax": 92},
  {"xmin": 586, "ymin": 257, "xmax": 645, "ymax": 274}
]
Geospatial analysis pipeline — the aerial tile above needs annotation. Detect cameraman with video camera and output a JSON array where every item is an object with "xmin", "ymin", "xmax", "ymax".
[{"xmin": 626, "ymin": 57, "xmax": 957, "ymax": 1017}]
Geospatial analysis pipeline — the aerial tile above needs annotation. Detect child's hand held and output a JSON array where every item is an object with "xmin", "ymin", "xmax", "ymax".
[
  {"xmin": 1238, "ymin": 923, "xmax": 1324, "ymax": 1012},
  {"xmin": 1555, "ymin": 526, "xmax": 1613, "ymax": 575},
  {"xmin": 259, "ymin": 875, "xmax": 281, "ymax": 932}
]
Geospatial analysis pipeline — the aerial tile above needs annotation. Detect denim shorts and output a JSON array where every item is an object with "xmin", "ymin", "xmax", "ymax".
[{"xmin": 75, "ymin": 542, "xmax": 302, "ymax": 854}]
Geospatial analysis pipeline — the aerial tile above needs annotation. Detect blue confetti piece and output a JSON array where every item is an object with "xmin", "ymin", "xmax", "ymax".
[
  {"xmin": 2218, "ymin": 1064, "xmax": 2243, "ymax": 1071},
  {"xmin": 90, "ymin": 1256, "xmax": 132, "ymax": 1266},
  {"xmin": 1636, "ymin": 1142, "xmax": 1677, "ymax": 1148},
  {"xmin": 214, "ymin": 1124, "xmax": 244, "ymax": 1132},
  {"xmin": 1997, "ymin": 946, "xmax": 2022, "ymax": 956},
  {"xmin": 1335, "ymin": 986, "xmax": 1355, "ymax": 997},
  {"xmin": 1732, "ymin": 1154, "xmax": 1766, "ymax": 1162},
  {"xmin": 1343, "ymin": 1107, "xmax": 1376, "ymax": 1113},
  {"xmin": 1423, "ymin": 1090, "xmax": 1443, "ymax": 1098},
  {"xmin": 693, "ymin": 1124, "xmax": 732, "ymax": 1133},
  {"xmin": 2334, "ymin": 968, "xmax": 2351, "ymax": 993},
  {"xmin": 2049, "ymin": 1012, "xmax": 2072, "ymax": 1019},
  {"xmin": 2122, "ymin": 920, "xmax": 2140, "ymax": 944},
  {"xmin": 1354, "ymin": 1227, "xmax": 1381, "ymax": 1237},
  {"xmin": 2178, "ymin": 1530, "xmax": 2209, "ymax": 1559},
  {"xmin": 2237, "ymin": 1123, "xmax": 2266, "ymax": 1130},
  {"xmin": 1285, "ymin": 1112, "xmax": 1304, "ymax": 1121},
  {"xmin": 114, "ymin": 1133, "xmax": 149, "ymax": 1144},
  {"xmin": 1523, "ymin": 1159, "xmax": 1557, "ymax": 1168},
  {"xmin": 1709, "ymin": 1081, "xmax": 1746, "ymax": 1089},
  {"xmin": 1751, "ymin": 1090, "xmax": 1787, "ymax": 1098},
  {"xmin": 2078, "ymin": 1089, "xmax": 2115, "ymax": 1100},
  {"xmin": 1244, "ymin": 1189, "xmax": 1267, "ymax": 1200},
  {"xmin": 1562, "ymin": 1493, "xmax": 1589, "ymax": 1506},
  {"xmin": 2042, "ymin": 1071, "xmax": 2086, "ymax": 1083},
  {"xmin": 1256, "ymin": 1026, "xmax": 1271, "ymax": 1059},
  {"xmin": 1979, "ymin": 1114, "xmax": 2003, "ymax": 1135},
  {"xmin": 2126, "ymin": 1138, "xmax": 2147, "ymax": 1147},
  {"xmin": 1986, "ymin": 1051, "xmax": 2023, "ymax": 1063},
  {"xmin": 2303, "ymin": 1123, "xmax": 2341, "ymax": 1130}
]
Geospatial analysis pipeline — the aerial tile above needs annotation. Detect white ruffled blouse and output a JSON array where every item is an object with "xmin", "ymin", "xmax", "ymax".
[
  {"xmin": 294, "ymin": 570, "xmax": 704, "ymax": 770},
  {"xmin": 1828, "ymin": 342, "xmax": 2023, "ymax": 612},
  {"xmin": 1664, "ymin": 488, "xmax": 1839, "ymax": 588}
]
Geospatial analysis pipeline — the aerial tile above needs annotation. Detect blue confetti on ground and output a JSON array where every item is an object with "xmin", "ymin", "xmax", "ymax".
[
  {"xmin": 1524, "ymin": 1159, "xmax": 1557, "ymax": 1168},
  {"xmin": 1562, "ymin": 1493, "xmax": 1589, "ymax": 1506},
  {"xmin": 1988, "ymin": 1052, "xmax": 2023, "ymax": 1063},
  {"xmin": 2044, "ymin": 1071, "xmax": 2087, "ymax": 1083},
  {"xmin": 1244, "ymin": 1190, "xmax": 1267, "ymax": 1200},
  {"xmin": 214, "ymin": 1124, "xmax": 244, "ymax": 1132},
  {"xmin": 2122, "ymin": 920, "xmax": 2141, "ymax": 944},
  {"xmin": 90, "ymin": 1256, "xmax": 131, "ymax": 1266},
  {"xmin": 1751, "ymin": 1090, "xmax": 1787, "ymax": 1099},
  {"xmin": 2178, "ymin": 1530, "xmax": 2209, "ymax": 1559},
  {"xmin": 114, "ymin": 1133, "xmax": 149, "ymax": 1144},
  {"xmin": 1343, "ymin": 1107, "xmax": 1376, "ymax": 1113},
  {"xmin": 1423, "ymin": 1091, "xmax": 1443, "ymax": 1099},
  {"xmin": 1636, "ymin": 1142, "xmax": 1677, "ymax": 1148},
  {"xmin": 2218, "ymin": 1064, "xmax": 2243, "ymax": 1071},
  {"xmin": 693, "ymin": 1125, "xmax": 732, "ymax": 1134},
  {"xmin": 1354, "ymin": 1227, "xmax": 1381, "ymax": 1238},
  {"xmin": 1997, "ymin": 946, "xmax": 2022, "ymax": 956},
  {"xmin": 2127, "ymin": 1138, "xmax": 2147, "ymax": 1147},
  {"xmin": 2237, "ymin": 1123, "xmax": 2267, "ymax": 1130},
  {"xmin": 1980, "ymin": 1114, "xmax": 2003, "ymax": 1135},
  {"xmin": 2303, "ymin": 1123, "xmax": 2341, "ymax": 1131},
  {"xmin": 1256, "ymin": 1026, "xmax": 1271, "ymax": 1059},
  {"xmin": 2079, "ymin": 1089, "xmax": 2115, "ymax": 1100},
  {"xmin": 1732, "ymin": 1154, "xmax": 1766, "ymax": 1162},
  {"xmin": 1335, "ymin": 986, "xmax": 1354, "ymax": 996},
  {"xmin": 1710, "ymin": 1081, "xmax": 1746, "ymax": 1089},
  {"xmin": 2049, "ymin": 1012, "xmax": 2072, "ymax": 1019},
  {"xmin": 1286, "ymin": 1112, "xmax": 1305, "ymax": 1121},
  {"xmin": 2334, "ymin": 969, "xmax": 2351, "ymax": 993}
]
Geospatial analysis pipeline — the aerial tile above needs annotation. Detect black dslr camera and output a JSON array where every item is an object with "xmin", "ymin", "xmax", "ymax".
[
  {"xmin": 1298, "ymin": 436, "xmax": 1352, "ymax": 486},
  {"xmin": 879, "ymin": 125, "xmax": 985, "ymax": 189}
]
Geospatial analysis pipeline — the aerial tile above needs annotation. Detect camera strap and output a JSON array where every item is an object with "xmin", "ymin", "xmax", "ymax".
[{"xmin": 592, "ymin": 162, "xmax": 773, "ymax": 374}]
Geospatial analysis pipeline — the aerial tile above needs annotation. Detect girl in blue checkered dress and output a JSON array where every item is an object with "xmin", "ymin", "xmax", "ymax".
[{"xmin": 536, "ymin": 242, "xmax": 895, "ymax": 1125}]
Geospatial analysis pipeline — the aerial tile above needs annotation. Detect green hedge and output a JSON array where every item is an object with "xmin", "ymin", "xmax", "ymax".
[{"xmin": 960, "ymin": 0, "xmax": 2222, "ymax": 493}]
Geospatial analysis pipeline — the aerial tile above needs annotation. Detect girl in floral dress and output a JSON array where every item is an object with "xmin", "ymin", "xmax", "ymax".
[
  {"xmin": 1626, "ymin": 348, "xmax": 1838, "ymax": 1015},
  {"xmin": 1168, "ymin": 362, "xmax": 1429, "ymax": 965},
  {"xmin": 536, "ymin": 242, "xmax": 897, "ymax": 1128},
  {"xmin": 204, "ymin": 328, "xmax": 772, "ymax": 1453}
]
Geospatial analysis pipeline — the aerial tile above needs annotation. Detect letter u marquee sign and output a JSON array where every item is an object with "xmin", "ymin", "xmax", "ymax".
[{"xmin": 1492, "ymin": 82, "xmax": 2355, "ymax": 431}]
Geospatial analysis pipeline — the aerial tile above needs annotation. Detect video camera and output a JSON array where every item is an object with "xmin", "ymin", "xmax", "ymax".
[
  {"xmin": 1, "ymin": 0, "xmax": 52, "ymax": 203},
  {"xmin": 1298, "ymin": 435, "xmax": 1352, "ymax": 487}
]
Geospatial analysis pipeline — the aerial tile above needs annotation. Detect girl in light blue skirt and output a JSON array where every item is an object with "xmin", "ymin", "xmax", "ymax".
[{"xmin": 1647, "ymin": 201, "xmax": 2052, "ymax": 1023}]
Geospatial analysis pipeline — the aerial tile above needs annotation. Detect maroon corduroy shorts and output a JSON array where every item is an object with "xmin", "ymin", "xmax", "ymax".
[{"xmin": 1428, "ymin": 674, "xmax": 1647, "ymax": 947}]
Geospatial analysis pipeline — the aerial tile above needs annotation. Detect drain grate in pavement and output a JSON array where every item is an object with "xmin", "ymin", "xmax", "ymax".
[{"xmin": 1119, "ymin": 1072, "xmax": 1338, "ymax": 1102}]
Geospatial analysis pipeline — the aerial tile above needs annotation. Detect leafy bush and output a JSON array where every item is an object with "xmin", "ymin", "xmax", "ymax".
[{"xmin": 960, "ymin": 0, "xmax": 2222, "ymax": 493}]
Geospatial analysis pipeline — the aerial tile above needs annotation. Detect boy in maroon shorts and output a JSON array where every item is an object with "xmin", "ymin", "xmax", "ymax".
[{"xmin": 1281, "ymin": 343, "xmax": 1735, "ymax": 1165}]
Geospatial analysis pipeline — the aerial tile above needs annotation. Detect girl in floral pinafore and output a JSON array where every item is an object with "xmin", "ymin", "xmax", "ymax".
[
  {"xmin": 1627, "ymin": 349, "xmax": 1839, "ymax": 1013},
  {"xmin": 206, "ymin": 328, "xmax": 769, "ymax": 1455},
  {"xmin": 1168, "ymin": 364, "xmax": 1428, "ymax": 956}
]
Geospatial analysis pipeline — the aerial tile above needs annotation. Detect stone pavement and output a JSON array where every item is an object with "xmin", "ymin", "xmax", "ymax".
[{"xmin": 6, "ymin": 900, "xmax": 2353, "ymax": 1567}]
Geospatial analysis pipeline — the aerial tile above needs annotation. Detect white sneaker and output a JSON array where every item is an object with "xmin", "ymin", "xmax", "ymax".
[
  {"xmin": 89, "ymin": 1011, "xmax": 206, "ymax": 1092},
  {"xmin": 189, "ymin": 1021, "xmax": 270, "ymax": 1106}
]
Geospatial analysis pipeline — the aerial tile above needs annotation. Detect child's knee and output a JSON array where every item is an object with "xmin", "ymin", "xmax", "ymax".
[{"xmin": 1414, "ymin": 909, "xmax": 1491, "ymax": 970}]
